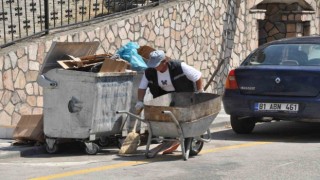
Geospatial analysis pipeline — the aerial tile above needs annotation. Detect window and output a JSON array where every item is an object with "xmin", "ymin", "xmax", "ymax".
[{"xmin": 244, "ymin": 44, "xmax": 320, "ymax": 66}]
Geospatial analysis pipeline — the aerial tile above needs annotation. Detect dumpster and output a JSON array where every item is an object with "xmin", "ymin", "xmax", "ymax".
[{"xmin": 37, "ymin": 42, "xmax": 136, "ymax": 155}]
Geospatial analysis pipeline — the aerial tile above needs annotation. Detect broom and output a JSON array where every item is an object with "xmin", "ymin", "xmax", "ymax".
[{"xmin": 118, "ymin": 110, "xmax": 141, "ymax": 155}]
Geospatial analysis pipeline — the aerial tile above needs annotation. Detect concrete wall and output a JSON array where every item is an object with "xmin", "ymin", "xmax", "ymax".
[{"xmin": 0, "ymin": 0, "xmax": 319, "ymax": 138}]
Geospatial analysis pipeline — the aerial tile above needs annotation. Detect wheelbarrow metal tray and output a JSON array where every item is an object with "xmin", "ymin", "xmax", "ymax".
[
  {"xmin": 147, "ymin": 114, "xmax": 218, "ymax": 138},
  {"xmin": 144, "ymin": 92, "xmax": 221, "ymax": 122}
]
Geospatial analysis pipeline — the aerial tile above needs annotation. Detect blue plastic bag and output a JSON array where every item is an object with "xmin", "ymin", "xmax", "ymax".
[{"xmin": 116, "ymin": 42, "xmax": 147, "ymax": 71}]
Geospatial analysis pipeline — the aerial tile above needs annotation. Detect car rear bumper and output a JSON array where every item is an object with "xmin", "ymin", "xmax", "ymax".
[{"xmin": 222, "ymin": 90, "xmax": 320, "ymax": 121}]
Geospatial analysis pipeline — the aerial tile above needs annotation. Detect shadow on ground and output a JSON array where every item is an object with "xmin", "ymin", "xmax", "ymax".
[{"xmin": 211, "ymin": 120, "xmax": 320, "ymax": 143}]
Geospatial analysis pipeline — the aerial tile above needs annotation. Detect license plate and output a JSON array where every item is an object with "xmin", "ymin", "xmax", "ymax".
[{"xmin": 254, "ymin": 103, "xmax": 299, "ymax": 112}]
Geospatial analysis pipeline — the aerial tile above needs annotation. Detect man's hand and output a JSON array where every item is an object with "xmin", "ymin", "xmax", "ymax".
[{"xmin": 135, "ymin": 101, "xmax": 144, "ymax": 111}]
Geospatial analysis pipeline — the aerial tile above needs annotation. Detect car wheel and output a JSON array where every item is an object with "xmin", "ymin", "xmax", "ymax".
[{"xmin": 230, "ymin": 115, "xmax": 256, "ymax": 134}]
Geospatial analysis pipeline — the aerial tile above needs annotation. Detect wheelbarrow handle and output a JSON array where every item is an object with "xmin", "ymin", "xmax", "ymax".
[
  {"xmin": 162, "ymin": 110, "xmax": 188, "ymax": 159},
  {"xmin": 163, "ymin": 111, "xmax": 211, "ymax": 142},
  {"xmin": 116, "ymin": 111, "xmax": 145, "ymax": 122},
  {"xmin": 162, "ymin": 111, "xmax": 180, "ymax": 127},
  {"xmin": 162, "ymin": 110, "xmax": 184, "ymax": 137},
  {"xmin": 194, "ymin": 129, "xmax": 211, "ymax": 143}
]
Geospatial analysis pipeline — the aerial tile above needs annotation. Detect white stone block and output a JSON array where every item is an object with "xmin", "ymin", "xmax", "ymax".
[{"xmin": 0, "ymin": 126, "xmax": 14, "ymax": 139}]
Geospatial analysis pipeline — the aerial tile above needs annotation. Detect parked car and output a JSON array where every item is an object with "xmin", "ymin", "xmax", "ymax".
[{"xmin": 222, "ymin": 36, "xmax": 320, "ymax": 134}]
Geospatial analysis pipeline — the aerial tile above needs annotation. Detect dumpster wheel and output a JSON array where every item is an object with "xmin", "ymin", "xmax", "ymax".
[
  {"xmin": 84, "ymin": 142, "xmax": 100, "ymax": 155},
  {"xmin": 45, "ymin": 143, "xmax": 59, "ymax": 154},
  {"xmin": 98, "ymin": 137, "xmax": 110, "ymax": 147}
]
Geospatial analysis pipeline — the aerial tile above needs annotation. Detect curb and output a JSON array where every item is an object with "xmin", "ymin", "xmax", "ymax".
[
  {"xmin": 0, "ymin": 145, "xmax": 45, "ymax": 159},
  {"xmin": 210, "ymin": 121, "xmax": 231, "ymax": 130}
]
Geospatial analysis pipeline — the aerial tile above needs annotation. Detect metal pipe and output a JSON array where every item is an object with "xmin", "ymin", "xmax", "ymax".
[
  {"xmin": 17, "ymin": 0, "xmax": 22, "ymax": 38},
  {"xmin": 89, "ymin": 0, "xmax": 92, "ymax": 20},
  {"xmin": 44, "ymin": 0, "xmax": 49, "ymax": 34},
  {"xmin": 162, "ymin": 111, "xmax": 182, "ymax": 134},
  {"xmin": 116, "ymin": 110, "xmax": 145, "ymax": 122},
  {"xmin": 1, "ymin": 0, "xmax": 7, "ymax": 43},
  {"xmin": 194, "ymin": 129, "xmax": 211, "ymax": 143},
  {"xmin": 24, "ymin": 0, "xmax": 29, "ymax": 36},
  {"xmin": 8, "ymin": 0, "xmax": 13, "ymax": 41},
  {"xmin": 31, "ymin": 0, "xmax": 36, "ymax": 33}
]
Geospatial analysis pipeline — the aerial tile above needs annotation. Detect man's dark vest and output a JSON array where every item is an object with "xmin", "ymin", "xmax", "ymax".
[{"xmin": 144, "ymin": 60, "xmax": 195, "ymax": 98}]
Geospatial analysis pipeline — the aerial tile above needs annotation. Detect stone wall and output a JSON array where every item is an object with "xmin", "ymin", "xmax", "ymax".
[{"xmin": 0, "ymin": 0, "xmax": 319, "ymax": 138}]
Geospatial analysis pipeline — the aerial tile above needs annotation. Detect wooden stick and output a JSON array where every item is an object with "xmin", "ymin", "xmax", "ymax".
[{"xmin": 204, "ymin": 59, "xmax": 226, "ymax": 91}]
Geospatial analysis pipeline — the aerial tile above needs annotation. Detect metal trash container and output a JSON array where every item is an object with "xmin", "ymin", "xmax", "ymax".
[{"xmin": 37, "ymin": 42, "xmax": 136, "ymax": 155}]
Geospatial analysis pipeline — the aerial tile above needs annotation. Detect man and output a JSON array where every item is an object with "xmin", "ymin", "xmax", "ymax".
[
  {"xmin": 135, "ymin": 50, "xmax": 203, "ymax": 154},
  {"xmin": 135, "ymin": 50, "xmax": 203, "ymax": 108}
]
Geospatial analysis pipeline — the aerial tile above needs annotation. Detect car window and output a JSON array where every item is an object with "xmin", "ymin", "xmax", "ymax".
[
  {"xmin": 243, "ymin": 44, "xmax": 320, "ymax": 66},
  {"xmin": 308, "ymin": 45, "xmax": 320, "ymax": 64}
]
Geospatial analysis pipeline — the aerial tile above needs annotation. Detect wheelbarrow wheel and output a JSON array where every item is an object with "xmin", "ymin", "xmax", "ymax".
[{"xmin": 185, "ymin": 137, "xmax": 204, "ymax": 156}]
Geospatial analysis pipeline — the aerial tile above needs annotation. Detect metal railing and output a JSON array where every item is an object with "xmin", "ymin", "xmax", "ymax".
[{"xmin": 0, "ymin": 0, "xmax": 162, "ymax": 48}]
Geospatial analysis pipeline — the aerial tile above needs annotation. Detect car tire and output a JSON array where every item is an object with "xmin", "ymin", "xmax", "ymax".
[{"xmin": 230, "ymin": 115, "xmax": 256, "ymax": 134}]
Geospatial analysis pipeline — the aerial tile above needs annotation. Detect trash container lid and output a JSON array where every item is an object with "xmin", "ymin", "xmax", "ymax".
[{"xmin": 39, "ymin": 42, "xmax": 100, "ymax": 75}]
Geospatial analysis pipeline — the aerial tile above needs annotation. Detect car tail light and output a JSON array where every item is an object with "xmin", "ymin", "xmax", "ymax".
[{"xmin": 225, "ymin": 69, "xmax": 239, "ymax": 89}]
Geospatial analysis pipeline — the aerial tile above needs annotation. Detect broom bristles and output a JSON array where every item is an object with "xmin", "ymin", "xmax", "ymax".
[{"xmin": 119, "ymin": 132, "xmax": 140, "ymax": 154}]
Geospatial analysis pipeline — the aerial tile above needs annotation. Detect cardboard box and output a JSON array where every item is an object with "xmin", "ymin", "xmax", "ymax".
[
  {"xmin": 138, "ymin": 45, "xmax": 155, "ymax": 62},
  {"xmin": 13, "ymin": 115, "xmax": 45, "ymax": 143}
]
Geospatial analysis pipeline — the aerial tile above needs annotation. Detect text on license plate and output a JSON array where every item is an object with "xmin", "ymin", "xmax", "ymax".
[{"xmin": 254, "ymin": 103, "xmax": 299, "ymax": 112}]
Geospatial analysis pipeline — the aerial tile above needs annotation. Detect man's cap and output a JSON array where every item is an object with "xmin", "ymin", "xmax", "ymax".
[{"xmin": 147, "ymin": 50, "xmax": 165, "ymax": 68}]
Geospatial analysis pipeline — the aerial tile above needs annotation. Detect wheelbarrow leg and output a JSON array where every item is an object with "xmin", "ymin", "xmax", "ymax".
[
  {"xmin": 145, "ymin": 122, "xmax": 153, "ymax": 158},
  {"xmin": 180, "ymin": 136, "xmax": 186, "ymax": 160},
  {"xmin": 145, "ymin": 126, "xmax": 152, "ymax": 158},
  {"xmin": 182, "ymin": 137, "xmax": 192, "ymax": 161},
  {"xmin": 162, "ymin": 110, "xmax": 188, "ymax": 160}
]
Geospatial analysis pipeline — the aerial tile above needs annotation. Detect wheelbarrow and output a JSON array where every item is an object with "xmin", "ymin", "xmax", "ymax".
[{"xmin": 117, "ymin": 92, "xmax": 221, "ymax": 160}]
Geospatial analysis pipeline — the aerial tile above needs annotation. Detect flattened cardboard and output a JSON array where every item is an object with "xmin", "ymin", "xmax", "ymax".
[
  {"xmin": 99, "ymin": 58, "xmax": 129, "ymax": 73},
  {"xmin": 57, "ymin": 59, "xmax": 105, "ymax": 69},
  {"xmin": 57, "ymin": 54, "xmax": 112, "ymax": 70},
  {"xmin": 57, "ymin": 60, "xmax": 82, "ymax": 69},
  {"xmin": 39, "ymin": 42, "xmax": 100, "ymax": 75},
  {"xmin": 13, "ymin": 115, "xmax": 45, "ymax": 142}
]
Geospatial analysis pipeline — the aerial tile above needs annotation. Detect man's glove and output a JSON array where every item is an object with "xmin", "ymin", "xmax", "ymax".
[
  {"xmin": 135, "ymin": 101, "xmax": 144, "ymax": 111},
  {"xmin": 195, "ymin": 89, "xmax": 205, "ymax": 94}
]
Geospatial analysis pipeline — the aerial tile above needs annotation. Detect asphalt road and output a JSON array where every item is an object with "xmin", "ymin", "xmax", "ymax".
[{"xmin": 1, "ymin": 120, "xmax": 320, "ymax": 180}]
